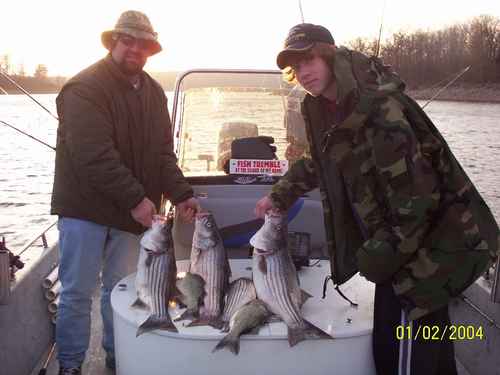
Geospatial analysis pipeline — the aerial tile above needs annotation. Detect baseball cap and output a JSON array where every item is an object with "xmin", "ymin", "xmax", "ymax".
[{"xmin": 277, "ymin": 23, "xmax": 334, "ymax": 69}]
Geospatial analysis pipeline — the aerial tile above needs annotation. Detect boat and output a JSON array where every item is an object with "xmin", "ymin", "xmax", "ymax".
[
  {"xmin": 111, "ymin": 69, "xmax": 379, "ymax": 374},
  {"xmin": 0, "ymin": 68, "xmax": 498, "ymax": 375}
]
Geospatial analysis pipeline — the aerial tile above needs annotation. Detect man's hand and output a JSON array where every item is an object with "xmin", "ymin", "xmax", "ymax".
[
  {"xmin": 131, "ymin": 197, "xmax": 156, "ymax": 228},
  {"xmin": 176, "ymin": 197, "xmax": 200, "ymax": 222},
  {"xmin": 254, "ymin": 195, "xmax": 274, "ymax": 218}
]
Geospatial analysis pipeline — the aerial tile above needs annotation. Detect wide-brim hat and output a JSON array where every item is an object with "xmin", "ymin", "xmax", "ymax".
[
  {"xmin": 277, "ymin": 23, "xmax": 334, "ymax": 69},
  {"xmin": 101, "ymin": 10, "xmax": 162, "ymax": 55}
]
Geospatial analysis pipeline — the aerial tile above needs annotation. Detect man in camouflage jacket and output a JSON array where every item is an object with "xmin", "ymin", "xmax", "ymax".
[{"xmin": 255, "ymin": 23, "xmax": 498, "ymax": 375}]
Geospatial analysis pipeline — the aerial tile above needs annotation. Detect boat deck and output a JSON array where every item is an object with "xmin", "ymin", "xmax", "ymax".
[{"xmin": 30, "ymin": 288, "xmax": 113, "ymax": 375}]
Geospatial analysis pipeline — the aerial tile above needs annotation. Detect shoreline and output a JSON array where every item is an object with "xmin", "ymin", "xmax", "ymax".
[
  {"xmin": 406, "ymin": 84, "xmax": 500, "ymax": 104},
  {"xmin": 2, "ymin": 82, "xmax": 500, "ymax": 104}
]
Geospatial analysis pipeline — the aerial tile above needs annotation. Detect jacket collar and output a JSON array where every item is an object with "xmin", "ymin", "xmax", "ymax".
[
  {"xmin": 327, "ymin": 46, "xmax": 405, "ymax": 108},
  {"xmin": 331, "ymin": 47, "xmax": 359, "ymax": 106},
  {"xmin": 103, "ymin": 53, "xmax": 145, "ymax": 91}
]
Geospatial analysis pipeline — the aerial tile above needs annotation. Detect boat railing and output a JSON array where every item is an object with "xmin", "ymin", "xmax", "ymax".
[
  {"xmin": 16, "ymin": 220, "xmax": 58, "ymax": 258},
  {"xmin": 0, "ymin": 220, "xmax": 58, "ymax": 305}
]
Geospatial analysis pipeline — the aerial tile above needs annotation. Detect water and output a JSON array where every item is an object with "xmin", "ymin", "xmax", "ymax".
[{"xmin": 1, "ymin": 95, "xmax": 499, "ymax": 251}]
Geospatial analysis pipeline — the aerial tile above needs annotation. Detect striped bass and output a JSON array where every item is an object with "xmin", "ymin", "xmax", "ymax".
[
  {"xmin": 250, "ymin": 211, "xmax": 309, "ymax": 346},
  {"xmin": 133, "ymin": 215, "xmax": 178, "ymax": 336},
  {"xmin": 189, "ymin": 212, "xmax": 230, "ymax": 328},
  {"xmin": 220, "ymin": 278, "xmax": 257, "ymax": 332}
]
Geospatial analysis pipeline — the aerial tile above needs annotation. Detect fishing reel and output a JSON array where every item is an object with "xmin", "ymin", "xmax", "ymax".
[{"xmin": 0, "ymin": 238, "xmax": 25, "ymax": 280}]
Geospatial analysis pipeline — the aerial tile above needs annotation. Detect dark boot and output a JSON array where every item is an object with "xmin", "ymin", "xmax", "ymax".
[{"xmin": 58, "ymin": 366, "xmax": 81, "ymax": 375}]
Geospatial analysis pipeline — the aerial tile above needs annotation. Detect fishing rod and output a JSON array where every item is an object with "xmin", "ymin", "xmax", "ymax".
[
  {"xmin": 374, "ymin": 0, "xmax": 387, "ymax": 58},
  {"xmin": 422, "ymin": 65, "xmax": 471, "ymax": 109},
  {"xmin": 298, "ymin": 0, "xmax": 305, "ymax": 23},
  {"xmin": 0, "ymin": 69, "xmax": 58, "ymax": 121},
  {"xmin": 0, "ymin": 119, "xmax": 55, "ymax": 150},
  {"xmin": 460, "ymin": 294, "xmax": 500, "ymax": 330}
]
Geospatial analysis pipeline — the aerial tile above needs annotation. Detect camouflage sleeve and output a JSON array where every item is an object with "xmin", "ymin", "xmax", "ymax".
[
  {"xmin": 355, "ymin": 96, "xmax": 441, "ymax": 283},
  {"xmin": 270, "ymin": 157, "xmax": 319, "ymax": 211}
]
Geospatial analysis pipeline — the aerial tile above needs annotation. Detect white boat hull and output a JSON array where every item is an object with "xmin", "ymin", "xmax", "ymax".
[{"xmin": 111, "ymin": 259, "xmax": 376, "ymax": 375}]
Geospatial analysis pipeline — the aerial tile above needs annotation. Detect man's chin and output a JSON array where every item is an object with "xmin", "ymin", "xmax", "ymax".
[{"xmin": 119, "ymin": 61, "xmax": 144, "ymax": 76}]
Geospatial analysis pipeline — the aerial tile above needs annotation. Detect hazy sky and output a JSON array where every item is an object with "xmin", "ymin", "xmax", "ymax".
[{"xmin": 1, "ymin": 0, "xmax": 499, "ymax": 76}]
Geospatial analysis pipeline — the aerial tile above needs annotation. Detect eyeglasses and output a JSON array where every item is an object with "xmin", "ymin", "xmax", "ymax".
[{"xmin": 115, "ymin": 34, "xmax": 154, "ymax": 52}]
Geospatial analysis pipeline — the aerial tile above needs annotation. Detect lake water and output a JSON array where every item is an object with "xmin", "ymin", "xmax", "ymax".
[{"xmin": 1, "ymin": 94, "xmax": 499, "ymax": 252}]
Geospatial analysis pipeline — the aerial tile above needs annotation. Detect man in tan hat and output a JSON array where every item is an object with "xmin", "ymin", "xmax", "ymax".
[{"xmin": 51, "ymin": 10, "xmax": 199, "ymax": 374}]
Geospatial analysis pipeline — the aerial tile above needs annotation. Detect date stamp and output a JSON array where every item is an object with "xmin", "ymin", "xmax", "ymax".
[{"xmin": 396, "ymin": 324, "xmax": 485, "ymax": 341}]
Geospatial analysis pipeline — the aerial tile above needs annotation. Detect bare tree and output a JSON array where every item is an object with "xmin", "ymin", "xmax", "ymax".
[
  {"xmin": 0, "ymin": 54, "xmax": 11, "ymax": 74},
  {"xmin": 17, "ymin": 63, "xmax": 26, "ymax": 77},
  {"xmin": 34, "ymin": 64, "xmax": 48, "ymax": 79},
  {"xmin": 350, "ymin": 15, "xmax": 500, "ymax": 87}
]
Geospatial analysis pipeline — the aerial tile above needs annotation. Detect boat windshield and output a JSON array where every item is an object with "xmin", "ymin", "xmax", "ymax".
[{"xmin": 172, "ymin": 70, "xmax": 307, "ymax": 176}]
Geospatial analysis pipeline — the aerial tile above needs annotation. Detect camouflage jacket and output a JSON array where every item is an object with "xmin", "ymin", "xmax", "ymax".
[{"xmin": 271, "ymin": 47, "xmax": 499, "ymax": 320}]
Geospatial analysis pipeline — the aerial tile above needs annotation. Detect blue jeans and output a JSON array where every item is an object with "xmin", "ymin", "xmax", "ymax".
[{"xmin": 56, "ymin": 217, "xmax": 140, "ymax": 368}]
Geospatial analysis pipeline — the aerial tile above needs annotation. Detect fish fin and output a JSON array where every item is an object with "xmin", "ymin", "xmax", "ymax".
[
  {"xmin": 145, "ymin": 253, "xmax": 153, "ymax": 267},
  {"xmin": 257, "ymin": 255, "xmax": 267, "ymax": 275},
  {"xmin": 136, "ymin": 314, "xmax": 178, "ymax": 337},
  {"xmin": 174, "ymin": 308, "xmax": 198, "ymax": 322},
  {"xmin": 300, "ymin": 289, "xmax": 313, "ymax": 306},
  {"xmin": 225, "ymin": 254, "xmax": 232, "ymax": 279},
  {"xmin": 212, "ymin": 334, "xmax": 240, "ymax": 355},
  {"xmin": 130, "ymin": 298, "xmax": 147, "ymax": 309},
  {"xmin": 287, "ymin": 326, "xmax": 306, "ymax": 347},
  {"xmin": 191, "ymin": 247, "xmax": 201, "ymax": 265},
  {"xmin": 220, "ymin": 322, "xmax": 230, "ymax": 333}
]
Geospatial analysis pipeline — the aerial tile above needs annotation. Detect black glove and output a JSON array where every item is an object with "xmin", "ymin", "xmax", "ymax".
[{"xmin": 231, "ymin": 136, "xmax": 277, "ymax": 160}]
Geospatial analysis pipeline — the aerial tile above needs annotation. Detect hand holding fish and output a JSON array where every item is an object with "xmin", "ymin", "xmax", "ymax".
[
  {"xmin": 176, "ymin": 197, "xmax": 201, "ymax": 222},
  {"xmin": 254, "ymin": 195, "xmax": 275, "ymax": 218},
  {"xmin": 131, "ymin": 197, "xmax": 157, "ymax": 227}
]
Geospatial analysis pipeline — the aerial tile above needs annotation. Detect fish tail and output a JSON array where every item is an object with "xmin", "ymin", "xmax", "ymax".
[
  {"xmin": 174, "ymin": 308, "xmax": 199, "ymax": 322},
  {"xmin": 287, "ymin": 326, "xmax": 306, "ymax": 347},
  {"xmin": 136, "ymin": 314, "xmax": 177, "ymax": 337},
  {"xmin": 130, "ymin": 298, "xmax": 148, "ymax": 309},
  {"xmin": 303, "ymin": 319, "xmax": 333, "ymax": 339},
  {"xmin": 212, "ymin": 334, "xmax": 240, "ymax": 355}
]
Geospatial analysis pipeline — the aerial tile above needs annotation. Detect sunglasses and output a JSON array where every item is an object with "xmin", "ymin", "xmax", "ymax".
[{"xmin": 115, "ymin": 34, "xmax": 155, "ymax": 52}]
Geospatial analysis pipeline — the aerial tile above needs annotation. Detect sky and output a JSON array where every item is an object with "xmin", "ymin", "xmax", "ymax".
[{"xmin": 1, "ymin": 0, "xmax": 499, "ymax": 77}]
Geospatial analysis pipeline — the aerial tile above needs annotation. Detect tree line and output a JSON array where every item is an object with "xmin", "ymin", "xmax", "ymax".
[
  {"xmin": 0, "ymin": 56, "xmax": 65, "ymax": 94},
  {"xmin": 349, "ymin": 15, "xmax": 500, "ymax": 88},
  {"xmin": 1, "ymin": 15, "xmax": 499, "ymax": 94}
]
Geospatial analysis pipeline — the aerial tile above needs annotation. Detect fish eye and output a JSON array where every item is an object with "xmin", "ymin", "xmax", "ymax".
[
  {"xmin": 206, "ymin": 221, "xmax": 212, "ymax": 227},
  {"xmin": 276, "ymin": 224, "xmax": 282, "ymax": 231}
]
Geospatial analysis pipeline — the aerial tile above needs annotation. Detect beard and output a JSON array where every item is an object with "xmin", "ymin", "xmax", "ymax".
[{"xmin": 117, "ymin": 54, "xmax": 146, "ymax": 76}]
